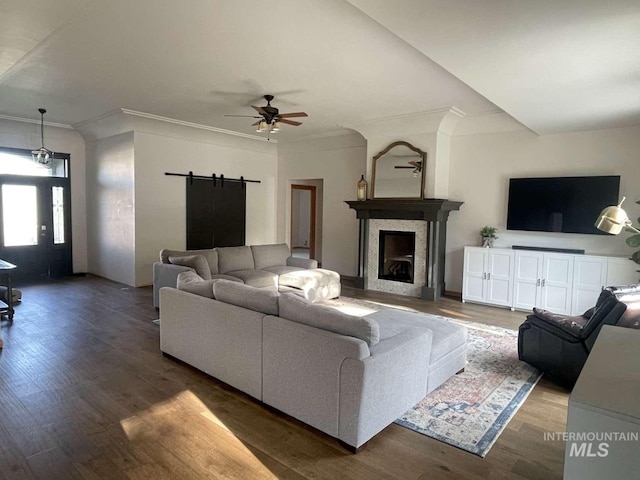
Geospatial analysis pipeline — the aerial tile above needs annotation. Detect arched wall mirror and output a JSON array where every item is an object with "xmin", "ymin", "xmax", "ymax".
[{"xmin": 371, "ymin": 141, "xmax": 426, "ymax": 199}]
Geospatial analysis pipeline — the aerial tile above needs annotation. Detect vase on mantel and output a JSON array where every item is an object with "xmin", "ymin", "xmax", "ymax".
[{"xmin": 482, "ymin": 236, "xmax": 494, "ymax": 248}]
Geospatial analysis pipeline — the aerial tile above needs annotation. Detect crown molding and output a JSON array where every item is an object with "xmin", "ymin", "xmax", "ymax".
[
  {"xmin": 119, "ymin": 109, "xmax": 274, "ymax": 143},
  {"xmin": 347, "ymin": 107, "xmax": 467, "ymax": 129},
  {"xmin": 452, "ymin": 109, "xmax": 532, "ymax": 136},
  {"xmin": 71, "ymin": 109, "xmax": 122, "ymax": 129},
  {"xmin": 463, "ymin": 108, "xmax": 505, "ymax": 118},
  {"xmin": 0, "ymin": 113, "xmax": 74, "ymax": 129},
  {"xmin": 74, "ymin": 108, "xmax": 278, "ymax": 146},
  {"xmin": 287, "ymin": 128, "xmax": 360, "ymax": 143},
  {"xmin": 345, "ymin": 107, "xmax": 468, "ymax": 140}
]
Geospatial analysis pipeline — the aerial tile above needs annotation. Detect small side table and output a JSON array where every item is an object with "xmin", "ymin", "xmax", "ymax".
[
  {"xmin": 0, "ymin": 259, "xmax": 16, "ymax": 317},
  {"xmin": 0, "ymin": 259, "xmax": 16, "ymax": 349}
]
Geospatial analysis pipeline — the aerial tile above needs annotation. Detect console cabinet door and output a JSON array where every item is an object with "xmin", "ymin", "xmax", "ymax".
[
  {"xmin": 571, "ymin": 256, "xmax": 607, "ymax": 315},
  {"xmin": 486, "ymin": 249, "xmax": 515, "ymax": 306},
  {"xmin": 606, "ymin": 257, "xmax": 639, "ymax": 286},
  {"xmin": 540, "ymin": 253, "xmax": 574, "ymax": 315},
  {"xmin": 513, "ymin": 251, "xmax": 543, "ymax": 311},
  {"xmin": 462, "ymin": 247, "xmax": 487, "ymax": 303}
]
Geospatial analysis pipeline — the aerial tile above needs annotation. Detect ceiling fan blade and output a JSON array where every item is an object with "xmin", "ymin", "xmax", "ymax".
[
  {"xmin": 279, "ymin": 112, "xmax": 308, "ymax": 118},
  {"xmin": 394, "ymin": 166, "xmax": 413, "ymax": 169},
  {"xmin": 408, "ymin": 161, "xmax": 422, "ymax": 167},
  {"xmin": 224, "ymin": 114, "xmax": 262, "ymax": 118},
  {"xmin": 252, "ymin": 106, "xmax": 267, "ymax": 115},
  {"xmin": 280, "ymin": 119, "xmax": 302, "ymax": 126}
]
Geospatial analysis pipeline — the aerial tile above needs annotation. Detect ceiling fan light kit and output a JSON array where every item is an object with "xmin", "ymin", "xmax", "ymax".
[
  {"xmin": 256, "ymin": 120, "xmax": 268, "ymax": 132},
  {"xmin": 226, "ymin": 94, "xmax": 307, "ymax": 137}
]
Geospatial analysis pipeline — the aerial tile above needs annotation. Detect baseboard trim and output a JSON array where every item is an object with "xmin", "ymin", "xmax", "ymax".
[
  {"xmin": 341, "ymin": 276, "xmax": 365, "ymax": 289},
  {"xmin": 444, "ymin": 290, "xmax": 462, "ymax": 301}
]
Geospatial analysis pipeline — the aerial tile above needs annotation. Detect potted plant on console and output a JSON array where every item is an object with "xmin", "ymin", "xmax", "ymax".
[{"xmin": 480, "ymin": 226, "xmax": 498, "ymax": 248}]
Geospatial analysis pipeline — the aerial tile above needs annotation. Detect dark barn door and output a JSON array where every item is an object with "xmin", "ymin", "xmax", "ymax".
[{"xmin": 186, "ymin": 178, "xmax": 246, "ymax": 249}]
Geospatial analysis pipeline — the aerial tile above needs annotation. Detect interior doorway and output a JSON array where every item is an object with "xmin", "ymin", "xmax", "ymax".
[{"xmin": 290, "ymin": 184, "xmax": 316, "ymax": 260}]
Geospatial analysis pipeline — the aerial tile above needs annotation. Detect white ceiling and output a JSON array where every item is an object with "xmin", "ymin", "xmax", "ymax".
[
  {"xmin": 347, "ymin": 0, "xmax": 640, "ymax": 134},
  {"xmin": 0, "ymin": 0, "xmax": 638, "ymax": 138}
]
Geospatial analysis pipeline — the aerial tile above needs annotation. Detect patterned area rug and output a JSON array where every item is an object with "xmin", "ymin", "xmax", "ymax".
[{"xmin": 323, "ymin": 297, "xmax": 541, "ymax": 457}]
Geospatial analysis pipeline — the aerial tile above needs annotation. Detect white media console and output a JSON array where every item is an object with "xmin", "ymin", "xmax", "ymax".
[{"xmin": 462, "ymin": 246, "xmax": 638, "ymax": 315}]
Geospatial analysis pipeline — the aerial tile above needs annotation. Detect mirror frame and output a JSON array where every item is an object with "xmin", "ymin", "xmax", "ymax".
[{"xmin": 371, "ymin": 141, "xmax": 427, "ymax": 199}]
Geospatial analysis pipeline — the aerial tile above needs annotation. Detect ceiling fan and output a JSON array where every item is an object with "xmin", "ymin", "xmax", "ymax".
[
  {"xmin": 225, "ymin": 94, "xmax": 308, "ymax": 134},
  {"xmin": 395, "ymin": 160, "xmax": 422, "ymax": 172}
]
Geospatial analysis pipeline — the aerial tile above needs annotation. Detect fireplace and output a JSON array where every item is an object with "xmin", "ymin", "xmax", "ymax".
[
  {"xmin": 378, "ymin": 230, "xmax": 415, "ymax": 283},
  {"xmin": 345, "ymin": 199, "xmax": 463, "ymax": 300}
]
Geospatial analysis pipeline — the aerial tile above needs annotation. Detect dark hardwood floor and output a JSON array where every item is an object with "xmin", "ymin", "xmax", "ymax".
[{"xmin": 0, "ymin": 276, "xmax": 568, "ymax": 479}]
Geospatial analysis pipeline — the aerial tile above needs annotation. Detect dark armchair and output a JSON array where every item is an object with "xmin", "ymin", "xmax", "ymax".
[{"xmin": 518, "ymin": 285, "xmax": 640, "ymax": 387}]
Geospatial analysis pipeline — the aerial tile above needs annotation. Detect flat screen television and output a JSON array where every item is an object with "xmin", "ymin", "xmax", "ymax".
[{"xmin": 506, "ymin": 176, "xmax": 620, "ymax": 235}]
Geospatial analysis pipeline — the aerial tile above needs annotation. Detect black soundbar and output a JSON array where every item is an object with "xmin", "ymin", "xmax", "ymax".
[{"xmin": 512, "ymin": 245, "xmax": 585, "ymax": 255}]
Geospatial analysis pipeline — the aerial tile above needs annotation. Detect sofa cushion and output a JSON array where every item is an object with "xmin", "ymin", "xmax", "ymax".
[
  {"xmin": 251, "ymin": 243, "xmax": 290, "ymax": 270},
  {"xmin": 168, "ymin": 255, "xmax": 212, "ymax": 280},
  {"xmin": 161, "ymin": 248, "xmax": 219, "ymax": 275},
  {"xmin": 176, "ymin": 271, "xmax": 217, "ymax": 299},
  {"xmin": 278, "ymin": 268, "xmax": 341, "ymax": 303},
  {"xmin": 226, "ymin": 269, "xmax": 278, "ymax": 289},
  {"xmin": 364, "ymin": 309, "xmax": 467, "ymax": 363},
  {"xmin": 278, "ymin": 268, "xmax": 340, "ymax": 290},
  {"xmin": 211, "ymin": 274, "xmax": 244, "ymax": 284},
  {"xmin": 262, "ymin": 265, "xmax": 304, "ymax": 276},
  {"xmin": 278, "ymin": 293, "xmax": 379, "ymax": 346},
  {"xmin": 286, "ymin": 257, "xmax": 319, "ymax": 269},
  {"xmin": 213, "ymin": 280, "xmax": 279, "ymax": 315},
  {"xmin": 217, "ymin": 246, "xmax": 255, "ymax": 274}
]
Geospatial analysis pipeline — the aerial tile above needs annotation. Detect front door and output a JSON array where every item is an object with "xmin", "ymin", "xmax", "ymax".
[{"xmin": 0, "ymin": 163, "xmax": 72, "ymax": 281}]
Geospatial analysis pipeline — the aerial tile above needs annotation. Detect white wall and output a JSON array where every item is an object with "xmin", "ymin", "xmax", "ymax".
[
  {"xmin": 133, "ymin": 130, "xmax": 278, "ymax": 286},
  {"xmin": 278, "ymin": 132, "xmax": 366, "ymax": 276},
  {"xmin": 0, "ymin": 117, "xmax": 88, "ymax": 273},
  {"xmin": 86, "ymin": 132, "xmax": 135, "ymax": 285},
  {"xmin": 446, "ymin": 124, "xmax": 640, "ymax": 292}
]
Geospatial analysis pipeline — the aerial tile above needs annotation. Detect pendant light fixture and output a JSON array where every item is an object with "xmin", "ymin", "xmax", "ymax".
[
  {"xmin": 31, "ymin": 108, "xmax": 54, "ymax": 167},
  {"xmin": 595, "ymin": 197, "xmax": 640, "ymax": 235}
]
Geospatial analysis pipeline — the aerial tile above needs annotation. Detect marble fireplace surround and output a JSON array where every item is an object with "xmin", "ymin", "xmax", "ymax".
[{"xmin": 345, "ymin": 199, "xmax": 463, "ymax": 300}]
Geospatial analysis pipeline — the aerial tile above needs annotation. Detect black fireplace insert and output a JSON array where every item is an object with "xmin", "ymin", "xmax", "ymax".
[{"xmin": 378, "ymin": 230, "xmax": 415, "ymax": 283}]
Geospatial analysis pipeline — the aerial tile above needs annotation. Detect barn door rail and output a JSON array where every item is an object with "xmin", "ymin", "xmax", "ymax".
[{"xmin": 165, "ymin": 171, "xmax": 261, "ymax": 187}]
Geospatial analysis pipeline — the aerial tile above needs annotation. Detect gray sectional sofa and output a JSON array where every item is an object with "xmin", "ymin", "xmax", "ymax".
[
  {"xmin": 153, "ymin": 243, "xmax": 340, "ymax": 308},
  {"xmin": 159, "ymin": 279, "xmax": 467, "ymax": 450}
]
